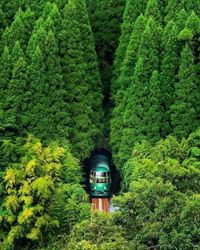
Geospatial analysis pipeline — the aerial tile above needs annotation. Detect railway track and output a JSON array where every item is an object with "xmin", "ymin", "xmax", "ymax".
[{"xmin": 92, "ymin": 198, "xmax": 109, "ymax": 212}]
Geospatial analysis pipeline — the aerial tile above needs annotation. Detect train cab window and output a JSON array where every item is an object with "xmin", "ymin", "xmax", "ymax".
[{"xmin": 96, "ymin": 172, "xmax": 108, "ymax": 178}]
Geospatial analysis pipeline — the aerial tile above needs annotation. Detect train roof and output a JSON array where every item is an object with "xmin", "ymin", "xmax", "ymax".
[{"xmin": 91, "ymin": 165, "xmax": 110, "ymax": 172}]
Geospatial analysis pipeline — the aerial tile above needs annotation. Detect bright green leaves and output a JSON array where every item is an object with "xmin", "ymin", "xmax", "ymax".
[
  {"xmin": 66, "ymin": 213, "xmax": 130, "ymax": 250},
  {"xmin": 1, "ymin": 136, "xmax": 88, "ymax": 248}
]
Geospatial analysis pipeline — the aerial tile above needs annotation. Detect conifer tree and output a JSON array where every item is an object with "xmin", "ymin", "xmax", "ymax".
[
  {"xmin": 42, "ymin": 2, "xmax": 62, "ymax": 35},
  {"xmin": 175, "ymin": 9, "xmax": 188, "ymax": 32},
  {"xmin": 22, "ymin": 7, "xmax": 35, "ymax": 45},
  {"xmin": 11, "ymin": 41, "xmax": 24, "ymax": 65},
  {"xmin": 118, "ymin": 57, "xmax": 147, "ymax": 167},
  {"xmin": 171, "ymin": 46, "xmax": 200, "ymax": 139},
  {"xmin": 182, "ymin": 11, "xmax": 200, "ymax": 54},
  {"xmin": 27, "ymin": 24, "xmax": 46, "ymax": 58},
  {"xmin": 0, "ymin": 4, "xmax": 7, "ymax": 47},
  {"xmin": 1, "ymin": 0, "xmax": 24, "ymax": 24},
  {"xmin": 115, "ymin": 14, "xmax": 147, "ymax": 94},
  {"xmin": 1, "ymin": 41, "xmax": 27, "ymax": 134},
  {"xmin": 60, "ymin": 2, "xmax": 99, "ymax": 159},
  {"xmin": 43, "ymin": 29, "xmax": 69, "ymax": 141},
  {"xmin": 0, "ymin": 46, "xmax": 16, "ymax": 137},
  {"xmin": 165, "ymin": 0, "xmax": 186, "ymax": 23},
  {"xmin": 145, "ymin": 0, "xmax": 162, "ymax": 23},
  {"xmin": 160, "ymin": 21, "xmax": 179, "ymax": 137},
  {"xmin": 111, "ymin": 0, "xmax": 148, "ymax": 96},
  {"xmin": 137, "ymin": 17, "xmax": 160, "ymax": 81},
  {"xmin": 2, "ymin": 9, "xmax": 26, "ymax": 51},
  {"xmin": 110, "ymin": 15, "xmax": 147, "ymax": 162},
  {"xmin": 113, "ymin": 17, "xmax": 161, "ymax": 167},
  {"xmin": 143, "ymin": 70, "xmax": 161, "ymax": 141},
  {"xmin": 68, "ymin": 0, "xmax": 103, "ymax": 142},
  {"xmin": 5, "ymin": 41, "xmax": 27, "ymax": 133},
  {"xmin": 25, "ymin": 45, "xmax": 49, "ymax": 139},
  {"xmin": 0, "ymin": 46, "xmax": 11, "ymax": 99}
]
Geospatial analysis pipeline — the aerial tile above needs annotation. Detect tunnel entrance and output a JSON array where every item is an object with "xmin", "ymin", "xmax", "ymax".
[{"xmin": 82, "ymin": 148, "xmax": 121, "ymax": 197}]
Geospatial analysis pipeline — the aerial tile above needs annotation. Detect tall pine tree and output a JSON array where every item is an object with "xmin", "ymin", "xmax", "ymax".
[
  {"xmin": 110, "ymin": 14, "xmax": 147, "ymax": 163},
  {"xmin": 114, "ymin": 17, "xmax": 161, "ymax": 167},
  {"xmin": 69, "ymin": 0, "xmax": 103, "ymax": 143},
  {"xmin": 111, "ymin": 0, "xmax": 148, "ymax": 96},
  {"xmin": 25, "ymin": 45, "xmax": 49, "ymax": 139},
  {"xmin": 171, "ymin": 45, "xmax": 200, "ymax": 139},
  {"xmin": 2, "ymin": 9, "xmax": 26, "ymax": 51},
  {"xmin": 60, "ymin": 1, "xmax": 100, "ymax": 159},
  {"xmin": 160, "ymin": 20, "xmax": 179, "ymax": 137}
]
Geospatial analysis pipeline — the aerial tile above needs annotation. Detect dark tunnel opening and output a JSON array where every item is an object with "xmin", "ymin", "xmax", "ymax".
[{"xmin": 82, "ymin": 148, "xmax": 121, "ymax": 198}]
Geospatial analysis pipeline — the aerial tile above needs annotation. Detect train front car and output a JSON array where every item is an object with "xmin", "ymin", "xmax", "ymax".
[{"xmin": 89, "ymin": 154, "xmax": 111, "ymax": 198}]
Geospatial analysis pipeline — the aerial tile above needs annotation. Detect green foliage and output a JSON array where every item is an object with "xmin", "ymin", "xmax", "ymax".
[
  {"xmin": 49, "ymin": 184, "xmax": 90, "ymax": 235},
  {"xmin": 25, "ymin": 46, "xmax": 47, "ymax": 135},
  {"xmin": 113, "ymin": 132, "xmax": 200, "ymax": 248},
  {"xmin": 0, "ymin": 46, "xmax": 11, "ymax": 100},
  {"xmin": 59, "ymin": 1, "xmax": 102, "ymax": 159},
  {"xmin": 110, "ymin": 14, "xmax": 147, "ymax": 164},
  {"xmin": 2, "ymin": 9, "xmax": 28, "ymax": 51},
  {"xmin": 0, "ymin": 1, "xmax": 200, "ymax": 249},
  {"xmin": 112, "ymin": 17, "xmax": 161, "ymax": 168},
  {"xmin": 160, "ymin": 20, "xmax": 179, "ymax": 136},
  {"xmin": 1, "ymin": 0, "xmax": 24, "ymax": 25},
  {"xmin": 69, "ymin": 0, "xmax": 103, "ymax": 146},
  {"xmin": 111, "ymin": 0, "xmax": 148, "ymax": 96},
  {"xmin": 47, "ymin": 213, "xmax": 130, "ymax": 250},
  {"xmin": 90, "ymin": 0, "xmax": 125, "ymax": 63},
  {"xmin": 171, "ymin": 45, "xmax": 199, "ymax": 139},
  {"xmin": 0, "ymin": 136, "xmax": 89, "ymax": 249}
]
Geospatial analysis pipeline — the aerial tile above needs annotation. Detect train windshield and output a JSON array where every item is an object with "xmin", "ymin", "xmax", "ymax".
[
  {"xmin": 95, "ymin": 172, "xmax": 108, "ymax": 177},
  {"xmin": 90, "ymin": 171, "xmax": 110, "ymax": 178}
]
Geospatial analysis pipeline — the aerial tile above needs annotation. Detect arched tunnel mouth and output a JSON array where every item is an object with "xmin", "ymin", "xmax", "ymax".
[{"xmin": 82, "ymin": 148, "xmax": 121, "ymax": 198}]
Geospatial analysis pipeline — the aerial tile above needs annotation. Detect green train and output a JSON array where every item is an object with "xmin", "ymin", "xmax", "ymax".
[{"xmin": 89, "ymin": 154, "xmax": 111, "ymax": 197}]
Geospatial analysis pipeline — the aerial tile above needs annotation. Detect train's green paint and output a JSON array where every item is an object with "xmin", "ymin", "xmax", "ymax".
[{"xmin": 90, "ymin": 154, "xmax": 111, "ymax": 197}]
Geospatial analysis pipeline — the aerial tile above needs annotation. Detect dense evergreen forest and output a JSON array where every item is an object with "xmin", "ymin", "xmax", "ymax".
[{"xmin": 0, "ymin": 0, "xmax": 199, "ymax": 249}]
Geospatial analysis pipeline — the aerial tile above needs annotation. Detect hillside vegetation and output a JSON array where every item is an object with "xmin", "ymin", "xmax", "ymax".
[{"xmin": 0, "ymin": 0, "xmax": 199, "ymax": 249}]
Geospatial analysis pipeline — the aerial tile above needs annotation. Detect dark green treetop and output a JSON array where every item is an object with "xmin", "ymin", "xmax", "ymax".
[
  {"xmin": 25, "ymin": 45, "xmax": 49, "ymax": 139},
  {"xmin": 160, "ymin": 20, "xmax": 179, "ymax": 137},
  {"xmin": 175, "ymin": 8, "xmax": 188, "ymax": 32},
  {"xmin": 59, "ymin": 1, "xmax": 100, "ymax": 159},
  {"xmin": 111, "ymin": 0, "xmax": 148, "ymax": 96},
  {"xmin": 2, "ymin": 9, "xmax": 26, "ymax": 51},
  {"xmin": 171, "ymin": 45, "xmax": 199, "ymax": 139},
  {"xmin": 116, "ymin": 17, "xmax": 161, "ymax": 167},
  {"xmin": 42, "ymin": 2, "xmax": 62, "ymax": 34},
  {"xmin": 145, "ymin": 0, "xmax": 162, "ymax": 23},
  {"xmin": 110, "ymin": 14, "xmax": 147, "ymax": 165},
  {"xmin": 5, "ymin": 41, "xmax": 27, "ymax": 134},
  {"xmin": 0, "ymin": 46, "xmax": 11, "ymax": 96},
  {"xmin": 70, "ymin": 0, "xmax": 103, "ymax": 138},
  {"xmin": 165, "ymin": 0, "xmax": 186, "ymax": 23}
]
